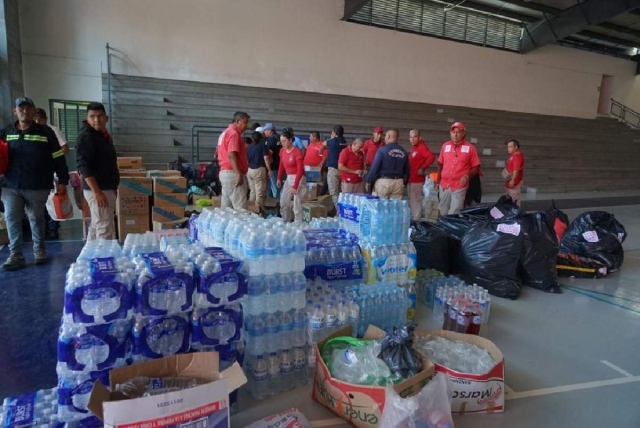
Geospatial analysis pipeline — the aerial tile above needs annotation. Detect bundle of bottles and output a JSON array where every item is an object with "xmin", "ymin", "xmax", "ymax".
[{"xmin": 54, "ymin": 233, "xmax": 247, "ymax": 424}]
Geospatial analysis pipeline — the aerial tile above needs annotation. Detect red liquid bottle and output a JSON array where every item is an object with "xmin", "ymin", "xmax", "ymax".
[
  {"xmin": 467, "ymin": 302, "xmax": 482, "ymax": 335},
  {"xmin": 455, "ymin": 303, "xmax": 472, "ymax": 333},
  {"xmin": 442, "ymin": 293, "xmax": 455, "ymax": 330}
]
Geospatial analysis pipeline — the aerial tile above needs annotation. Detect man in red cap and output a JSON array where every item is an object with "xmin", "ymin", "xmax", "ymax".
[
  {"xmin": 408, "ymin": 129, "xmax": 435, "ymax": 221},
  {"xmin": 363, "ymin": 126, "xmax": 385, "ymax": 171},
  {"xmin": 437, "ymin": 122, "xmax": 481, "ymax": 216}
]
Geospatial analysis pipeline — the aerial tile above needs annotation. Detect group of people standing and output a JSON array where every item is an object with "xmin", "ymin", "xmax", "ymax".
[{"xmin": 216, "ymin": 112, "xmax": 525, "ymax": 223}]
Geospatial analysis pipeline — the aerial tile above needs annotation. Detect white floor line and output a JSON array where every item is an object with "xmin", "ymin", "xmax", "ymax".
[
  {"xmin": 601, "ymin": 360, "xmax": 634, "ymax": 378},
  {"xmin": 311, "ymin": 418, "xmax": 350, "ymax": 427},
  {"xmin": 504, "ymin": 384, "xmax": 515, "ymax": 396},
  {"xmin": 507, "ymin": 375, "xmax": 640, "ymax": 400}
]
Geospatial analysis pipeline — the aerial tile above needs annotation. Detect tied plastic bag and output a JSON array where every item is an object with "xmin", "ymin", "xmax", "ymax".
[
  {"xmin": 46, "ymin": 188, "xmax": 74, "ymax": 221},
  {"xmin": 521, "ymin": 211, "xmax": 561, "ymax": 293},
  {"xmin": 245, "ymin": 408, "xmax": 313, "ymax": 428},
  {"xmin": 460, "ymin": 195, "xmax": 523, "ymax": 221},
  {"xmin": 378, "ymin": 325, "xmax": 422, "ymax": 380},
  {"xmin": 379, "ymin": 372, "xmax": 454, "ymax": 428},
  {"xmin": 423, "ymin": 177, "xmax": 438, "ymax": 201},
  {"xmin": 410, "ymin": 221, "xmax": 452, "ymax": 274},
  {"xmin": 414, "ymin": 335, "xmax": 497, "ymax": 375},
  {"xmin": 324, "ymin": 337, "xmax": 400, "ymax": 385}
]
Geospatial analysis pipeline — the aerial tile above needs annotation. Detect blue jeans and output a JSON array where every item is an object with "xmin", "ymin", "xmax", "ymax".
[
  {"xmin": 268, "ymin": 170, "xmax": 280, "ymax": 198},
  {"xmin": 1, "ymin": 188, "xmax": 49, "ymax": 254}
]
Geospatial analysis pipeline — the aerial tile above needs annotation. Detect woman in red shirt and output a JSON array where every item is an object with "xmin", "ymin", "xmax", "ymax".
[{"xmin": 277, "ymin": 130, "xmax": 308, "ymax": 222}]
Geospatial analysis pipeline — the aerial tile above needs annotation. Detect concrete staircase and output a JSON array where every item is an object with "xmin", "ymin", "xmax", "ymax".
[{"xmin": 103, "ymin": 74, "xmax": 640, "ymax": 194}]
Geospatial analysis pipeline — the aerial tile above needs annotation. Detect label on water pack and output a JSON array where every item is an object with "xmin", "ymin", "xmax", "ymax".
[
  {"xmin": 136, "ymin": 272, "xmax": 194, "ymax": 316},
  {"xmin": 254, "ymin": 364, "xmax": 268, "ymax": 382},
  {"xmin": 407, "ymin": 293, "xmax": 416, "ymax": 321},
  {"xmin": 66, "ymin": 281, "xmax": 133, "ymax": 324},
  {"xmin": 133, "ymin": 314, "xmax": 190, "ymax": 359},
  {"xmin": 58, "ymin": 323, "xmax": 125, "ymax": 371},
  {"xmin": 325, "ymin": 314, "xmax": 337, "ymax": 328},
  {"xmin": 305, "ymin": 260, "xmax": 363, "ymax": 282},
  {"xmin": 192, "ymin": 307, "xmax": 242, "ymax": 346},
  {"xmin": 293, "ymin": 351, "xmax": 306, "ymax": 370},
  {"xmin": 140, "ymin": 252, "xmax": 174, "ymax": 275},
  {"xmin": 309, "ymin": 315, "xmax": 324, "ymax": 330},
  {"xmin": 3, "ymin": 393, "xmax": 37, "ymax": 426},
  {"xmin": 280, "ymin": 356, "xmax": 293, "ymax": 374},
  {"xmin": 338, "ymin": 203, "xmax": 360, "ymax": 222}
]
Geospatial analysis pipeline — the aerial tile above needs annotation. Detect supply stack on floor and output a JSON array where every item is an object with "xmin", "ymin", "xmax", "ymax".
[
  {"xmin": 116, "ymin": 176, "xmax": 152, "ymax": 243},
  {"xmin": 151, "ymin": 172, "xmax": 189, "ymax": 231}
]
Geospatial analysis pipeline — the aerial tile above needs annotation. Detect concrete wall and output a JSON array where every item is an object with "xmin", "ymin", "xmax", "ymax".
[
  {"xmin": 0, "ymin": 0, "xmax": 23, "ymax": 124},
  {"xmin": 18, "ymin": 0, "xmax": 640, "ymax": 119}
]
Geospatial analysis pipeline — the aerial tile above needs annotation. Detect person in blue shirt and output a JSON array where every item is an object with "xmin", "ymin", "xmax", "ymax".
[
  {"xmin": 365, "ymin": 129, "xmax": 409, "ymax": 199},
  {"xmin": 322, "ymin": 125, "xmax": 347, "ymax": 207}
]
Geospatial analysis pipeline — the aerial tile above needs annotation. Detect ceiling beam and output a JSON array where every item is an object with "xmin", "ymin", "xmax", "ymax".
[
  {"xmin": 521, "ymin": 0, "xmax": 640, "ymax": 53},
  {"xmin": 343, "ymin": 0, "xmax": 370, "ymax": 21}
]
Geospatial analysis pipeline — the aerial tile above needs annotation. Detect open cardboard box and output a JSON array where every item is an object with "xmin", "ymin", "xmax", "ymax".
[
  {"xmin": 312, "ymin": 325, "xmax": 434, "ymax": 428},
  {"xmin": 414, "ymin": 330, "xmax": 505, "ymax": 414},
  {"xmin": 88, "ymin": 352, "xmax": 246, "ymax": 428}
]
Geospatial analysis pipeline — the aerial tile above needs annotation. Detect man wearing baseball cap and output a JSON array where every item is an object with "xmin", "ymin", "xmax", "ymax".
[
  {"xmin": 363, "ymin": 126, "xmax": 385, "ymax": 170},
  {"xmin": 437, "ymin": 122, "xmax": 480, "ymax": 216},
  {"xmin": 1, "ymin": 97, "xmax": 70, "ymax": 270}
]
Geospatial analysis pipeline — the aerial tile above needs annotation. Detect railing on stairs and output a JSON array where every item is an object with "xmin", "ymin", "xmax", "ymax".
[{"xmin": 611, "ymin": 99, "xmax": 640, "ymax": 129}]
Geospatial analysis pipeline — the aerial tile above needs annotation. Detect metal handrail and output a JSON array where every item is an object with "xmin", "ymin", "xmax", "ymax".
[{"xmin": 611, "ymin": 99, "xmax": 640, "ymax": 129}]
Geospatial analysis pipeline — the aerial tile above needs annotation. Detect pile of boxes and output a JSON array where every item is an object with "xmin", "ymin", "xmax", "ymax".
[{"xmin": 150, "ymin": 171, "xmax": 189, "ymax": 231}]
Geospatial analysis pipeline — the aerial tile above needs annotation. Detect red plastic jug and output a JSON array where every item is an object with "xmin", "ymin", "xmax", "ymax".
[{"xmin": 53, "ymin": 192, "xmax": 73, "ymax": 220}]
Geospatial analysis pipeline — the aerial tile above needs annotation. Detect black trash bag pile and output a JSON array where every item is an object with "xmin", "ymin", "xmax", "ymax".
[
  {"xmin": 378, "ymin": 325, "xmax": 422, "ymax": 380},
  {"xmin": 547, "ymin": 200, "xmax": 569, "ymax": 243},
  {"xmin": 556, "ymin": 252, "xmax": 609, "ymax": 278},
  {"xmin": 560, "ymin": 211, "xmax": 627, "ymax": 271},
  {"xmin": 410, "ymin": 222, "xmax": 453, "ymax": 274},
  {"xmin": 521, "ymin": 212, "xmax": 562, "ymax": 293},
  {"xmin": 460, "ymin": 220, "xmax": 524, "ymax": 299},
  {"xmin": 461, "ymin": 195, "xmax": 524, "ymax": 221}
]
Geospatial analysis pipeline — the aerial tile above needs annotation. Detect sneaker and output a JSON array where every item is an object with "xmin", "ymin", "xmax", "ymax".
[
  {"xmin": 2, "ymin": 253, "xmax": 26, "ymax": 271},
  {"xmin": 34, "ymin": 248, "xmax": 49, "ymax": 265}
]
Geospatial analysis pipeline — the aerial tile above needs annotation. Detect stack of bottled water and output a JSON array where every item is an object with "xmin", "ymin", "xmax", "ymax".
[
  {"xmin": 336, "ymin": 193, "xmax": 379, "ymax": 237},
  {"xmin": 131, "ymin": 251, "xmax": 194, "ymax": 363},
  {"xmin": 434, "ymin": 283, "xmax": 492, "ymax": 334},
  {"xmin": 1, "ymin": 388, "xmax": 61, "ymax": 427},
  {"xmin": 123, "ymin": 232, "xmax": 160, "ymax": 258},
  {"xmin": 360, "ymin": 242, "xmax": 417, "ymax": 286},
  {"xmin": 303, "ymin": 228, "xmax": 364, "ymax": 290},
  {"xmin": 57, "ymin": 241, "xmax": 135, "ymax": 423},
  {"xmin": 416, "ymin": 270, "xmax": 457, "ymax": 308},
  {"xmin": 196, "ymin": 207, "xmax": 261, "ymax": 248},
  {"xmin": 309, "ymin": 217, "xmax": 340, "ymax": 229}
]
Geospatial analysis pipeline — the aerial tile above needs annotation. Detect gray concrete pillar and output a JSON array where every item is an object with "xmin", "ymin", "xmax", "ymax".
[{"xmin": 0, "ymin": 0, "xmax": 23, "ymax": 125}]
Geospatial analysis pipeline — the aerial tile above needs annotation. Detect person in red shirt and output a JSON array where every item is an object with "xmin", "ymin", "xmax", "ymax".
[
  {"xmin": 217, "ymin": 111, "xmax": 250, "ymax": 209},
  {"xmin": 408, "ymin": 129, "xmax": 436, "ymax": 221},
  {"xmin": 277, "ymin": 130, "xmax": 308, "ymax": 222},
  {"xmin": 503, "ymin": 139, "xmax": 524, "ymax": 207},
  {"xmin": 338, "ymin": 138, "xmax": 365, "ymax": 194},
  {"xmin": 437, "ymin": 122, "xmax": 481, "ymax": 216},
  {"xmin": 304, "ymin": 131, "xmax": 326, "ymax": 167},
  {"xmin": 363, "ymin": 126, "xmax": 385, "ymax": 170}
]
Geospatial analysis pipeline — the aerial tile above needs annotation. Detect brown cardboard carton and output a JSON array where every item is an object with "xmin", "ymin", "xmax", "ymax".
[
  {"xmin": 246, "ymin": 201, "xmax": 261, "ymax": 214},
  {"xmin": 153, "ymin": 218, "xmax": 189, "ymax": 231},
  {"xmin": 116, "ymin": 194, "xmax": 149, "ymax": 215},
  {"xmin": 117, "ymin": 156, "xmax": 143, "ymax": 170},
  {"xmin": 312, "ymin": 325, "xmax": 434, "ymax": 428},
  {"xmin": 146, "ymin": 170, "xmax": 183, "ymax": 178},
  {"xmin": 153, "ymin": 177, "xmax": 188, "ymax": 193},
  {"xmin": 306, "ymin": 182, "xmax": 319, "ymax": 200},
  {"xmin": 152, "ymin": 206, "xmax": 186, "ymax": 222},
  {"xmin": 118, "ymin": 169, "xmax": 147, "ymax": 178},
  {"xmin": 302, "ymin": 202, "xmax": 328, "ymax": 222},
  {"xmin": 118, "ymin": 178, "xmax": 153, "ymax": 196},
  {"xmin": 154, "ymin": 192, "xmax": 189, "ymax": 208},
  {"xmin": 117, "ymin": 213, "xmax": 149, "ymax": 243},
  {"xmin": 211, "ymin": 196, "xmax": 222, "ymax": 208},
  {"xmin": 88, "ymin": 352, "xmax": 246, "ymax": 428}
]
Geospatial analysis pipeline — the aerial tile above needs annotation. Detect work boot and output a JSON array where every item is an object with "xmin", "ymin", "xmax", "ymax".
[
  {"xmin": 2, "ymin": 253, "xmax": 26, "ymax": 271},
  {"xmin": 34, "ymin": 248, "xmax": 49, "ymax": 265}
]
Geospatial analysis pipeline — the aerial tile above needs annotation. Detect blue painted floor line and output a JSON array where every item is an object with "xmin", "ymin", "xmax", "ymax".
[
  {"xmin": 560, "ymin": 284, "xmax": 640, "ymax": 315},
  {"xmin": 560, "ymin": 284, "xmax": 640, "ymax": 305}
]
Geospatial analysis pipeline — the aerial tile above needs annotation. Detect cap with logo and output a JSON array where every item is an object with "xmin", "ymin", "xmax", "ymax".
[
  {"xmin": 263, "ymin": 123, "xmax": 275, "ymax": 131},
  {"xmin": 15, "ymin": 97, "xmax": 35, "ymax": 108},
  {"xmin": 373, "ymin": 126, "xmax": 384, "ymax": 133},
  {"xmin": 450, "ymin": 122, "xmax": 466, "ymax": 131}
]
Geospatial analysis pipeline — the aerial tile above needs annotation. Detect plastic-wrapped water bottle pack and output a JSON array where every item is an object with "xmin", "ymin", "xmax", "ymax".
[
  {"xmin": 132, "ymin": 312, "xmax": 191, "ymax": 363},
  {"xmin": 0, "ymin": 388, "xmax": 62, "ymax": 428}
]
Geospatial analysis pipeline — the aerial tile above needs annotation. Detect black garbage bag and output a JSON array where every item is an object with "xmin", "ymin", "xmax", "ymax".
[
  {"xmin": 560, "ymin": 211, "xmax": 627, "ymax": 271},
  {"xmin": 461, "ymin": 195, "xmax": 523, "ymax": 221},
  {"xmin": 378, "ymin": 325, "xmax": 422, "ymax": 380},
  {"xmin": 556, "ymin": 252, "xmax": 609, "ymax": 278},
  {"xmin": 521, "ymin": 212, "xmax": 561, "ymax": 293},
  {"xmin": 436, "ymin": 215, "xmax": 484, "ymax": 241},
  {"xmin": 460, "ymin": 220, "xmax": 524, "ymax": 299},
  {"xmin": 410, "ymin": 222, "xmax": 452, "ymax": 274},
  {"xmin": 547, "ymin": 200, "xmax": 569, "ymax": 243}
]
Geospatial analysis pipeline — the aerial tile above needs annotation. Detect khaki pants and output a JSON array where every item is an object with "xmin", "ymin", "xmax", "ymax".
[
  {"xmin": 506, "ymin": 184, "xmax": 522, "ymax": 207},
  {"xmin": 220, "ymin": 170, "xmax": 248, "ymax": 209},
  {"xmin": 342, "ymin": 182, "xmax": 364, "ymax": 194},
  {"xmin": 439, "ymin": 187, "xmax": 467, "ymax": 216},
  {"xmin": 374, "ymin": 178, "xmax": 404, "ymax": 199},
  {"xmin": 327, "ymin": 167, "xmax": 341, "ymax": 207},
  {"xmin": 408, "ymin": 183, "xmax": 424, "ymax": 221},
  {"xmin": 84, "ymin": 189, "xmax": 117, "ymax": 240},
  {"xmin": 280, "ymin": 175, "xmax": 308, "ymax": 222},
  {"xmin": 247, "ymin": 167, "xmax": 268, "ymax": 207}
]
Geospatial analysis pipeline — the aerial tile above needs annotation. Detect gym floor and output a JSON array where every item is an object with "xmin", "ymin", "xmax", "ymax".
[{"xmin": 1, "ymin": 206, "xmax": 639, "ymax": 428}]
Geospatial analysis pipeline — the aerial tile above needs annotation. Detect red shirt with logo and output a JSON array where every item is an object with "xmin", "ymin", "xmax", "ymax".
[
  {"xmin": 217, "ymin": 124, "xmax": 248, "ymax": 174},
  {"xmin": 277, "ymin": 147, "xmax": 305, "ymax": 190},
  {"xmin": 304, "ymin": 141, "xmax": 326, "ymax": 167},
  {"xmin": 506, "ymin": 151, "xmax": 524, "ymax": 188},
  {"xmin": 437, "ymin": 140, "xmax": 481, "ymax": 191},
  {"xmin": 408, "ymin": 141, "xmax": 436, "ymax": 183},
  {"xmin": 338, "ymin": 147, "xmax": 365, "ymax": 183},
  {"xmin": 363, "ymin": 139, "xmax": 385, "ymax": 166}
]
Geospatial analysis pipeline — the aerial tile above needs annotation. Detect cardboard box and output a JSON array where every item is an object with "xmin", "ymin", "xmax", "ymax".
[
  {"xmin": 305, "ymin": 165, "xmax": 322, "ymax": 182},
  {"xmin": 117, "ymin": 213, "xmax": 149, "ymax": 243},
  {"xmin": 312, "ymin": 326, "xmax": 434, "ymax": 428},
  {"xmin": 246, "ymin": 201, "xmax": 261, "ymax": 214},
  {"xmin": 415, "ymin": 330, "xmax": 505, "ymax": 414},
  {"xmin": 153, "ymin": 218, "xmax": 189, "ymax": 231},
  {"xmin": 147, "ymin": 170, "xmax": 183, "ymax": 178},
  {"xmin": 117, "ymin": 156, "xmax": 143, "ymax": 170},
  {"xmin": 422, "ymin": 199, "xmax": 440, "ymax": 223},
  {"xmin": 88, "ymin": 352, "xmax": 246, "ymax": 428},
  {"xmin": 82, "ymin": 217, "xmax": 91, "ymax": 241},
  {"xmin": 153, "ymin": 177, "xmax": 188, "ymax": 194},
  {"xmin": 119, "ymin": 169, "xmax": 147, "ymax": 178},
  {"xmin": 116, "ymin": 194, "xmax": 149, "ymax": 215},
  {"xmin": 306, "ymin": 182, "xmax": 319, "ymax": 200},
  {"xmin": 154, "ymin": 192, "xmax": 189, "ymax": 209},
  {"xmin": 152, "ymin": 206, "xmax": 186, "ymax": 222},
  {"xmin": 316, "ymin": 195, "xmax": 335, "ymax": 212},
  {"xmin": 302, "ymin": 202, "xmax": 328, "ymax": 223},
  {"xmin": 211, "ymin": 196, "xmax": 222, "ymax": 208},
  {"xmin": 118, "ymin": 178, "xmax": 153, "ymax": 196}
]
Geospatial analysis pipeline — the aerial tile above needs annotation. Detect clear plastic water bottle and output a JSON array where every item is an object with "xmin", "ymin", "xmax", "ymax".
[
  {"xmin": 292, "ymin": 309, "xmax": 307, "ymax": 347},
  {"xmin": 266, "ymin": 352, "xmax": 281, "ymax": 395},
  {"xmin": 252, "ymin": 354, "xmax": 268, "ymax": 400},
  {"xmin": 324, "ymin": 301, "xmax": 337, "ymax": 334},
  {"xmin": 292, "ymin": 346, "xmax": 307, "ymax": 387},
  {"xmin": 279, "ymin": 349, "xmax": 294, "ymax": 391},
  {"xmin": 263, "ymin": 312, "xmax": 279, "ymax": 354},
  {"xmin": 309, "ymin": 304, "xmax": 325, "ymax": 343},
  {"xmin": 279, "ymin": 310, "xmax": 293, "ymax": 350},
  {"xmin": 245, "ymin": 315, "xmax": 265, "ymax": 356},
  {"xmin": 292, "ymin": 272, "xmax": 307, "ymax": 309},
  {"xmin": 278, "ymin": 273, "xmax": 293, "ymax": 312}
]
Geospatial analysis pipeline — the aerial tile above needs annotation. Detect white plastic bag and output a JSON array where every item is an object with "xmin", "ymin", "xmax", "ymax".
[
  {"xmin": 46, "ymin": 188, "xmax": 74, "ymax": 221},
  {"xmin": 423, "ymin": 177, "xmax": 438, "ymax": 201},
  {"xmin": 380, "ymin": 372, "xmax": 455, "ymax": 428}
]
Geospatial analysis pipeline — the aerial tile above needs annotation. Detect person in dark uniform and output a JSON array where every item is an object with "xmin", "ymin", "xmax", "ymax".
[
  {"xmin": 246, "ymin": 131, "xmax": 271, "ymax": 209},
  {"xmin": 364, "ymin": 129, "xmax": 409, "ymax": 200},
  {"xmin": 263, "ymin": 123, "xmax": 281, "ymax": 198},
  {"xmin": 323, "ymin": 125, "xmax": 347, "ymax": 208}
]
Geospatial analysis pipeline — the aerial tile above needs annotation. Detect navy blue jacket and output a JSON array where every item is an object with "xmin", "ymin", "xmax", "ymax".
[
  {"xmin": 76, "ymin": 122, "xmax": 120, "ymax": 191},
  {"xmin": 248, "ymin": 142, "xmax": 269, "ymax": 169},
  {"xmin": 1, "ymin": 122, "xmax": 69, "ymax": 190},
  {"xmin": 365, "ymin": 142, "xmax": 409, "ymax": 184},
  {"xmin": 326, "ymin": 136, "xmax": 347, "ymax": 168}
]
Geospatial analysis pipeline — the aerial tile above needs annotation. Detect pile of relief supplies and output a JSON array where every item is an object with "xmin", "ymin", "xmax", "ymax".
[{"xmin": 411, "ymin": 196, "xmax": 627, "ymax": 300}]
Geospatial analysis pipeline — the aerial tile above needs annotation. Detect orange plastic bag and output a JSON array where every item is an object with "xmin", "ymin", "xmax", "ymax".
[{"xmin": 46, "ymin": 188, "xmax": 74, "ymax": 220}]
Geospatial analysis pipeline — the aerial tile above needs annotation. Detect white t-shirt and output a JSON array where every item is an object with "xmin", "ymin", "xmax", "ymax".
[{"xmin": 48, "ymin": 124, "xmax": 67, "ymax": 147}]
